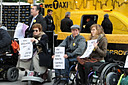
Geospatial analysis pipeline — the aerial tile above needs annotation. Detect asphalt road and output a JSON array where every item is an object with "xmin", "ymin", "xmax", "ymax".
[{"xmin": 0, "ymin": 70, "xmax": 54, "ymax": 85}]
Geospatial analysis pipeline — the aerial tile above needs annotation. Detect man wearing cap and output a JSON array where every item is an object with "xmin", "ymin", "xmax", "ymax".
[
  {"xmin": 52, "ymin": 25, "xmax": 86, "ymax": 85},
  {"xmin": 25, "ymin": 5, "xmax": 47, "ymax": 38},
  {"xmin": 45, "ymin": 9, "xmax": 55, "ymax": 31},
  {"xmin": 101, "ymin": 14, "xmax": 113, "ymax": 34},
  {"xmin": 60, "ymin": 12, "xmax": 73, "ymax": 32}
]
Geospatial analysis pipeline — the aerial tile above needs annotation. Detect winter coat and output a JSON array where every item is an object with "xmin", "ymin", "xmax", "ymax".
[
  {"xmin": 101, "ymin": 17, "xmax": 113, "ymax": 34},
  {"xmin": 59, "ymin": 34, "xmax": 86, "ymax": 58},
  {"xmin": 90, "ymin": 34, "xmax": 108, "ymax": 60},
  {"xmin": 33, "ymin": 33, "xmax": 51, "ymax": 67},
  {"xmin": 25, "ymin": 15, "xmax": 47, "ymax": 38},
  {"xmin": 60, "ymin": 17, "xmax": 73, "ymax": 32},
  {"xmin": 0, "ymin": 28, "xmax": 11, "ymax": 53},
  {"xmin": 45, "ymin": 15, "xmax": 55, "ymax": 31}
]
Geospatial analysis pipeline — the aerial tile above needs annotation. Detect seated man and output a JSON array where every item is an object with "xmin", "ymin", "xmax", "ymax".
[
  {"xmin": 0, "ymin": 24, "xmax": 12, "ymax": 54},
  {"xmin": 52, "ymin": 25, "xmax": 86, "ymax": 85}
]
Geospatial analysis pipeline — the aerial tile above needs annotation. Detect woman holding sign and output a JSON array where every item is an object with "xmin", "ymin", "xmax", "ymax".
[
  {"xmin": 17, "ymin": 23, "xmax": 50, "ymax": 80},
  {"xmin": 77, "ymin": 24, "xmax": 108, "ymax": 85}
]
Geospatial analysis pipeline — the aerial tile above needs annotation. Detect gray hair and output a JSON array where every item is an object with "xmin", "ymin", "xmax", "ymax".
[{"xmin": 65, "ymin": 12, "xmax": 71, "ymax": 17}]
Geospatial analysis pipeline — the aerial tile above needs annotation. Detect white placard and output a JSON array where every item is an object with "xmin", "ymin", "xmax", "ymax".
[
  {"xmin": 80, "ymin": 39, "xmax": 97, "ymax": 58},
  {"xmin": 54, "ymin": 47, "xmax": 65, "ymax": 69},
  {"xmin": 124, "ymin": 55, "xmax": 128, "ymax": 68},
  {"xmin": 14, "ymin": 22, "xmax": 29, "ymax": 39},
  {"xmin": 19, "ymin": 38, "xmax": 33, "ymax": 59}
]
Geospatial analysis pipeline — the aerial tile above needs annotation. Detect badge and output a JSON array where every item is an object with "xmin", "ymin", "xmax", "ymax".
[
  {"xmin": 73, "ymin": 43, "xmax": 75, "ymax": 46},
  {"xmin": 33, "ymin": 20, "xmax": 36, "ymax": 23}
]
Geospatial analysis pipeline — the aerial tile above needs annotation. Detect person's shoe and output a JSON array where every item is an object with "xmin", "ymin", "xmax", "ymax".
[{"xmin": 58, "ymin": 80, "xmax": 67, "ymax": 85}]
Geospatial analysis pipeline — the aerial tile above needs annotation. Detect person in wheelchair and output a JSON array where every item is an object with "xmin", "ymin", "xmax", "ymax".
[
  {"xmin": 0, "ymin": 24, "xmax": 11, "ymax": 54},
  {"xmin": 52, "ymin": 25, "xmax": 86, "ymax": 85},
  {"xmin": 77, "ymin": 24, "xmax": 108, "ymax": 85},
  {"xmin": 17, "ymin": 23, "xmax": 50, "ymax": 80}
]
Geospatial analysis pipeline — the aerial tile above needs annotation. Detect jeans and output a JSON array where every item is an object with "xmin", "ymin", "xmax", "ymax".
[{"xmin": 55, "ymin": 58, "xmax": 77, "ymax": 81}]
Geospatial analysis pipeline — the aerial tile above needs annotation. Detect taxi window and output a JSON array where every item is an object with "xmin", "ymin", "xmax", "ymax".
[{"xmin": 80, "ymin": 15, "xmax": 98, "ymax": 32}]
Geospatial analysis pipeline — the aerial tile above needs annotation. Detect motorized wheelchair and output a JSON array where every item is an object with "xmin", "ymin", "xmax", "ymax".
[
  {"xmin": 0, "ymin": 40, "xmax": 19, "ymax": 82},
  {"xmin": 21, "ymin": 41, "xmax": 52, "ymax": 85}
]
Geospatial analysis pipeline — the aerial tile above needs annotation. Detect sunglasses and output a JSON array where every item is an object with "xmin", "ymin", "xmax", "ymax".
[{"xmin": 33, "ymin": 30, "xmax": 39, "ymax": 32}]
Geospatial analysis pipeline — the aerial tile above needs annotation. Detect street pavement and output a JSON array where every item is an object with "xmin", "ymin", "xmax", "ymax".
[{"xmin": 0, "ymin": 70, "xmax": 54, "ymax": 85}]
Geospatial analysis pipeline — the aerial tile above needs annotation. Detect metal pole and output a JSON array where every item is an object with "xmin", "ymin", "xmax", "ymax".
[
  {"xmin": 18, "ymin": 0, "xmax": 20, "ymax": 22},
  {"xmin": 0, "ymin": 0, "xmax": 2, "ymax": 24},
  {"xmin": 33, "ymin": 0, "xmax": 36, "ymax": 5}
]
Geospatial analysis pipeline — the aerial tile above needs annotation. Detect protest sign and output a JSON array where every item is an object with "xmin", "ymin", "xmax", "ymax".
[
  {"xmin": 80, "ymin": 39, "xmax": 97, "ymax": 58},
  {"xmin": 14, "ymin": 22, "xmax": 28, "ymax": 38},
  {"xmin": 124, "ymin": 55, "xmax": 128, "ymax": 68},
  {"xmin": 54, "ymin": 47, "xmax": 65, "ymax": 69},
  {"xmin": 19, "ymin": 38, "xmax": 33, "ymax": 59}
]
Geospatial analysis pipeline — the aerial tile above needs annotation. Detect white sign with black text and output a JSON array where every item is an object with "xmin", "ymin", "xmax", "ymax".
[
  {"xmin": 19, "ymin": 38, "xmax": 33, "ymax": 59},
  {"xmin": 54, "ymin": 47, "xmax": 65, "ymax": 69},
  {"xmin": 124, "ymin": 55, "xmax": 128, "ymax": 68},
  {"xmin": 80, "ymin": 39, "xmax": 97, "ymax": 58}
]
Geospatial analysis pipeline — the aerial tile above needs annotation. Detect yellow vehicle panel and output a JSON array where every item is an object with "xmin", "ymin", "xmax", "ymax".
[{"xmin": 44, "ymin": 0, "xmax": 128, "ymax": 34}]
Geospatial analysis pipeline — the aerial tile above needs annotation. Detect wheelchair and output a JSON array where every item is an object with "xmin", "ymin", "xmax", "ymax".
[
  {"xmin": 21, "ymin": 42, "xmax": 52, "ymax": 85},
  {"xmin": 87, "ymin": 52, "xmax": 124, "ymax": 85},
  {"xmin": 0, "ymin": 47, "xmax": 19, "ymax": 81}
]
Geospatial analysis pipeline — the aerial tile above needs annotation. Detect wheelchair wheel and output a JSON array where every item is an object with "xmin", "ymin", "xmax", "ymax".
[
  {"xmin": 7, "ymin": 67, "xmax": 19, "ymax": 81},
  {"xmin": 100, "ymin": 63, "xmax": 122, "ymax": 85},
  {"xmin": 47, "ymin": 69, "xmax": 52, "ymax": 82},
  {"xmin": 106, "ymin": 72, "xmax": 119, "ymax": 85}
]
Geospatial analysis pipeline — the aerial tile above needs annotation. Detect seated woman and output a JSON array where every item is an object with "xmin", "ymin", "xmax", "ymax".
[
  {"xmin": 17, "ymin": 23, "xmax": 49, "ymax": 79},
  {"xmin": 0, "ymin": 25, "xmax": 11, "ymax": 54},
  {"xmin": 77, "ymin": 24, "xmax": 108, "ymax": 85}
]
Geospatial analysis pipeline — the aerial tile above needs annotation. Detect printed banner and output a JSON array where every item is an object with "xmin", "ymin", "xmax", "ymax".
[
  {"xmin": 54, "ymin": 47, "xmax": 65, "ymax": 69},
  {"xmin": 19, "ymin": 38, "xmax": 33, "ymax": 59},
  {"xmin": 80, "ymin": 39, "xmax": 97, "ymax": 58}
]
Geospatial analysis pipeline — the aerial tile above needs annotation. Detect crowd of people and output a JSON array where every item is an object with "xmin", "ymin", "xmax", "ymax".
[{"xmin": 0, "ymin": 4, "xmax": 114, "ymax": 85}]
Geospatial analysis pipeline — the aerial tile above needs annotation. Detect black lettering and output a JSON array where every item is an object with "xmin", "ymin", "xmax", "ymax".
[
  {"xmin": 66, "ymin": 2, "xmax": 68, "ymax": 8},
  {"xmin": 45, "ymin": 4, "xmax": 52, "ymax": 8},
  {"xmin": 63, "ymin": 2, "xmax": 66, "ymax": 8},
  {"xmin": 53, "ymin": 0, "xmax": 59, "ymax": 9},
  {"xmin": 59, "ymin": 2, "xmax": 63, "ymax": 8}
]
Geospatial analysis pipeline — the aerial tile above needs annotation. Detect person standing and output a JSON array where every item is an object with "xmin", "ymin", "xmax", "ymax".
[
  {"xmin": 101, "ymin": 14, "xmax": 113, "ymax": 34},
  {"xmin": 45, "ymin": 9, "xmax": 55, "ymax": 31},
  {"xmin": 25, "ymin": 5, "xmax": 47, "ymax": 38},
  {"xmin": 81, "ymin": 16, "xmax": 95, "ymax": 33},
  {"xmin": 60, "ymin": 12, "xmax": 73, "ymax": 32},
  {"xmin": 0, "ymin": 24, "xmax": 12, "ymax": 54}
]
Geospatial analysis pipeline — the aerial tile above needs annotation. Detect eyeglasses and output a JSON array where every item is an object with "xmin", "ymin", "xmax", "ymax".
[{"xmin": 33, "ymin": 30, "xmax": 39, "ymax": 32}]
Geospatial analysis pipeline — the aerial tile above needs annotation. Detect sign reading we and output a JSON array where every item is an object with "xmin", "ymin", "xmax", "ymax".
[{"xmin": 54, "ymin": 47, "xmax": 65, "ymax": 69}]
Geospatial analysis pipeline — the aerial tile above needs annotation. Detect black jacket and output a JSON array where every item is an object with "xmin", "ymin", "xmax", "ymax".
[
  {"xmin": 101, "ymin": 17, "xmax": 113, "ymax": 34},
  {"xmin": 25, "ymin": 15, "xmax": 47, "ymax": 38},
  {"xmin": 34, "ymin": 34, "xmax": 51, "ymax": 67},
  {"xmin": 0, "ymin": 29, "xmax": 11, "ymax": 53},
  {"xmin": 45, "ymin": 15, "xmax": 55, "ymax": 31},
  {"xmin": 60, "ymin": 17, "xmax": 73, "ymax": 32},
  {"xmin": 81, "ymin": 20, "xmax": 95, "ymax": 33}
]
